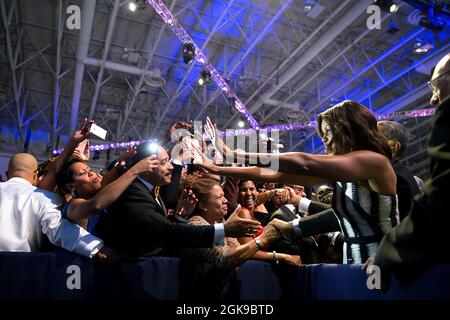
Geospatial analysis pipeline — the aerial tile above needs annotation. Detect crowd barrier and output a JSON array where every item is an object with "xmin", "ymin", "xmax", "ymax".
[{"xmin": 0, "ymin": 252, "xmax": 449, "ymax": 300}]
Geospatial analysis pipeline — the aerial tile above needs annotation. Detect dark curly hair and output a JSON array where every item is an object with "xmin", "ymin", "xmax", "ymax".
[{"xmin": 55, "ymin": 159, "xmax": 86, "ymax": 201}]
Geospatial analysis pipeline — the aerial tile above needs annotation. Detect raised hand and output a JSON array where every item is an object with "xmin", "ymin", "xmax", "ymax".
[
  {"xmin": 70, "ymin": 119, "xmax": 95, "ymax": 161},
  {"xmin": 169, "ymin": 121, "xmax": 192, "ymax": 142},
  {"xmin": 191, "ymin": 143, "xmax": 216, "ymax": 172},
  {"xmin": 176, "ymin": 188, "xmax": 198, "ymax": 218},
  {"xmin": 72, "ymin": 139, "xmax": 90, "ymax": 161},
  {"xmin": 224, "ymin": 204, "xmax": 261, "ymax": 238},
  {"xmin": 117, "ymin": 145, "xmax": 138, "ymax": 165},
  {"xmin": 205, "ymin": 116, "xmax": 233, "ymax": 159},
  {"xmin": 72, "ymin": 118, "xmax": 94, "ymax": 144},
  {"xmin": 131, "ymin": 156, "xmax": 159, "ymax": 175}
]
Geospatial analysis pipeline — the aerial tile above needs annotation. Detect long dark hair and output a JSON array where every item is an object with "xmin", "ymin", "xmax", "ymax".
[{"xmin": 317, "ymin": 100, "xmax": 392, "ymax": 159}]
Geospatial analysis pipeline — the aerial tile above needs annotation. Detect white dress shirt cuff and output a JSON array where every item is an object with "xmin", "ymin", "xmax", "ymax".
[
  {"xmin": 213, "ymin": 223, "xmax": 225, "ymax": 247},
  {"xmin": 78, "ymin": 234, "xmax": 104, "ymax": 258},
  {"xmin": 292, "ymin": 218, "xmax": 303, "ymax": 237},
  {"xmin": 298, "ymin": 198, "xmax": 311, "ymax": 214},
  {"xmin": 171, "ymin": 159, "xmax": 183, "ymax": 166}
]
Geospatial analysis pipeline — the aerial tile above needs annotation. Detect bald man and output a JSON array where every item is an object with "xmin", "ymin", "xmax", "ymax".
[
  {"xmin": 370, "ymin": 53, "xmax": 450, "ymax": 287},
  {"xmin": 0, "ymin": 153, "xmax": 113, "ymax": 261},
  {"xmin": 429, "ymin": 52, "xmax": 450, "ymax": 107}
]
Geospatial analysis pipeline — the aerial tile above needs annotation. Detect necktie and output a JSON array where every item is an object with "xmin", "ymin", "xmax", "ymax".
[
  {"xmin": 152, "ymin": 186, "xmax": 160, "ymax": 199},
  {"xmin": 152, "ymin": 186, "xmax": 167, "ymax": 216}
]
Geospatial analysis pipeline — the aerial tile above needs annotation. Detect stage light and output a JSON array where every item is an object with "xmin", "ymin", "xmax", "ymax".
[
  {"xmin": 374, "ymin": 0, "xmax": 398, "ymax": 13},
  {"xmin": 304, "ymin": 0, "xmax": 314, "ymax": 14},
  {"xmin": 238, "ymin": 121, "xmax": 245, "ymax": 128},
  {"xmin": 182, "ymin": 43, "xmax": 195, "ymax": 64},
  {"xmin": 419, "ymin": 7, "xmax": 445, "ymax": 32},
  {"xmin": 128, "ymin": 2, "xmax": 137, "ymax": 12},
  {"xmin": 198, "ymin": 69, "xmax": 211, "ymax": 86},
  {"xmin": 390, "ymin": 3, "xmax": 398, "ymax": 13}
]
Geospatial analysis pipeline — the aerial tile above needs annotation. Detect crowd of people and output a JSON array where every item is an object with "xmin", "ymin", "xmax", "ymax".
[{"xmin": 0, "ymin": 52, "xmax": 449, "ymax": 289}]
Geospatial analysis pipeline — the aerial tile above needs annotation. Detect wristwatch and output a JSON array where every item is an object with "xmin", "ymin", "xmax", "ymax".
[{"xmin": 254, "ymin": 237, "xmax": 264, "ymax": 250}]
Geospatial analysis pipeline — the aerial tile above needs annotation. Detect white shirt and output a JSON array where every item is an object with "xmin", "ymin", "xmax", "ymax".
[
  {"xmin": 0, "ymin": 177, "xmax": 103, "ymax": 257},
  {"xmin": 292, "ymin": 198, "xmax": 312, "ymax": 236},
  {"xmin": 137, "ymin": 177, "xmax": 225, "ymax": 246}
]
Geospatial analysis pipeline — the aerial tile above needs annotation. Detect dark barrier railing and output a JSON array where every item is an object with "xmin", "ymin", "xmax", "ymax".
[{"xmin": 0, "ymin": 252, "xmax": 449, "ymax": 300}]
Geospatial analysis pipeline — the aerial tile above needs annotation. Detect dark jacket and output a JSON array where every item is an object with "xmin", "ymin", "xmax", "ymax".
[
  {"xmin": 94, "ymin": 178, "xmax": 215, "ymax": 257},
  {"xmin": 393, "ymin": 161, "xmax": 421, "ymax": 221},
  {"xmin": 374, "ymin": 95, "xmax": 450, "ymax": 286}
]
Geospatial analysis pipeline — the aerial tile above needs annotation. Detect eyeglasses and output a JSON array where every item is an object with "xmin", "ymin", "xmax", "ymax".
[{"xmin": 428, "ymin": 69, "xmax": 450, "ymax": 92}]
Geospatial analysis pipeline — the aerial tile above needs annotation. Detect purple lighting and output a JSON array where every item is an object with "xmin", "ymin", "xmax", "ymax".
[
  {"xmin": 52, "ymin": 106, "xmax": 434, "ymax": 155},
  {"xmin": 145, "ymin": 0, "xmax": 260, "ymax": 129},
  {"xmin": 53, "ymin": 140, "xmax": 146, "ymax": 155}
]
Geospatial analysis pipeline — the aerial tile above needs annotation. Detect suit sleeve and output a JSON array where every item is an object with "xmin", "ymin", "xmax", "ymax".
[
  {"xmin": 116, "ymin": 183, "xmax": 215, "ymax": 249},
  {"xmin": 298, "ymin": 208, "xmax": 341, "ymax": 236},
  {"xmin": 308, "ymin": 201, "xmax": 331, "ymax": 215}
]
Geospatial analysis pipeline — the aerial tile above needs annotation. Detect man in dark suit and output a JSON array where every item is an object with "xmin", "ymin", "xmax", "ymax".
[
  {"xmin": 369, "ymin": 52, "xmax": 450, "ymax": 286},
  {"xmin": 94, "ymin": 143, "xmax": 261, "ymax": 257},
  {"xmin": 378, "ymin": 120, "xmax": 421, "ymax": 221}
]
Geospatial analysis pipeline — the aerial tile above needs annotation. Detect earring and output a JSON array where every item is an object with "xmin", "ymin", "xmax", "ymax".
[{"xmin": 70, "ymin": 190, "xmax": 76, "ymax": 198}]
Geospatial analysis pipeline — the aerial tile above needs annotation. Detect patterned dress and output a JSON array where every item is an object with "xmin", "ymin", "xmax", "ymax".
[
  {"xmin": 187, "ymin": 215, "xmax": 240, "ymax": 268},
  {"xmin": 333, "ymin": 181, "xmax": 398, "ymax": 264}
]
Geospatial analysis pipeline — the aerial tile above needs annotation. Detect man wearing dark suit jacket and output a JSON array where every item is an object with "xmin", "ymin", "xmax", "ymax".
[
  {"xmin": 370, "ymin": 52, "xmax": 450, "ymax": 286},
  {"xmin": 378, "ymin": 120, "xmax": 421, "ymax": 221},
  {"xmin": 94, "ymin": 143, "xmax": 261, "ymax": 257}
]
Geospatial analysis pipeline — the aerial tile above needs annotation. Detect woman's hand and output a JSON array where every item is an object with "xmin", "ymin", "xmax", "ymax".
[
  {"xmin": 72, "ymin": 139, "xmax": 90, "ymax": 161},
  {"xmin": 71, "ymin": 119, "xmax": 94, "ymax": 161},
  {"xmin": 205, "ymin": 116, "xmax": 234, "ymax": 159},
  {"xmin": 191, "ymin": 143, "xmax": 217, "ymax": 172},
  {"xmin": 176, "ymin": 188, "xmax": 198, "ymax": 218},
  {"xmin": 117, "ymin": 145, "xmax": 138, "ymax": 164},
  {"xmin": 131, "ymin": 156, "xmax": 160, "ymax": 175},
  {"xmin": 72, "ymin": 118, "xmax": 94, "ymax": 144}
]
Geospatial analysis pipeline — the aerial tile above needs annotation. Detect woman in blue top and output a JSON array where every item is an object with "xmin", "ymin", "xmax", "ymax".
[{"xmin": 57, "ymin": 156, "xmax": 159, "ymax": 232}]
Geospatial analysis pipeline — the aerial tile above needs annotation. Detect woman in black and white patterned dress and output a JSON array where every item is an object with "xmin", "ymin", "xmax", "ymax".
[{"xmin": 193, "ymin": 100, "xmax": 398, "ymax": 264}]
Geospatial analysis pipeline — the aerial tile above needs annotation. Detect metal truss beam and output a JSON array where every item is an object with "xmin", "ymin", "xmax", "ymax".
[{"xmin": 88, "ymin": 0, "xmax": 120, "ymax": 120}]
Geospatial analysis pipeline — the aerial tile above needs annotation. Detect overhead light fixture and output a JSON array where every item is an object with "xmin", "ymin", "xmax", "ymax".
[
  {"xmin": 144, "ymin": 68, "xmax": 166, "ymax": 87},
  {"xmin": 414, "ymin": 40, "xmax": 434, "ymax": 54},
  {"xmin": 304, "ymin": 0, "xmax": 316, "ymax": 13},
  {"xmin": 419, "ymin": 7, "xmax": 445, "ymax": 32},
  {"xmin": 304, "ymin": 0, "xmax": 324, "ymax": 18},
  {"xmin": 128, "ymin": 1, "xmax": 137, "ymax": 12},
  {"xmin": 374, "ymin": 0, "xmax": 398, "ymax": 14},
  {"xmin": 198, "ymin": 69, "xmax": 211, "ymax": 86}
]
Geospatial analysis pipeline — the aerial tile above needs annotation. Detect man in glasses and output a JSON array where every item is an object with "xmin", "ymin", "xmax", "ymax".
[
  {"xmin": 368, "ymin": 52, "xmax": 450, "ymax": 289},
  {"xmin": 429, "ymin": 53, "xmax": 450, "ymax": 107}
]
